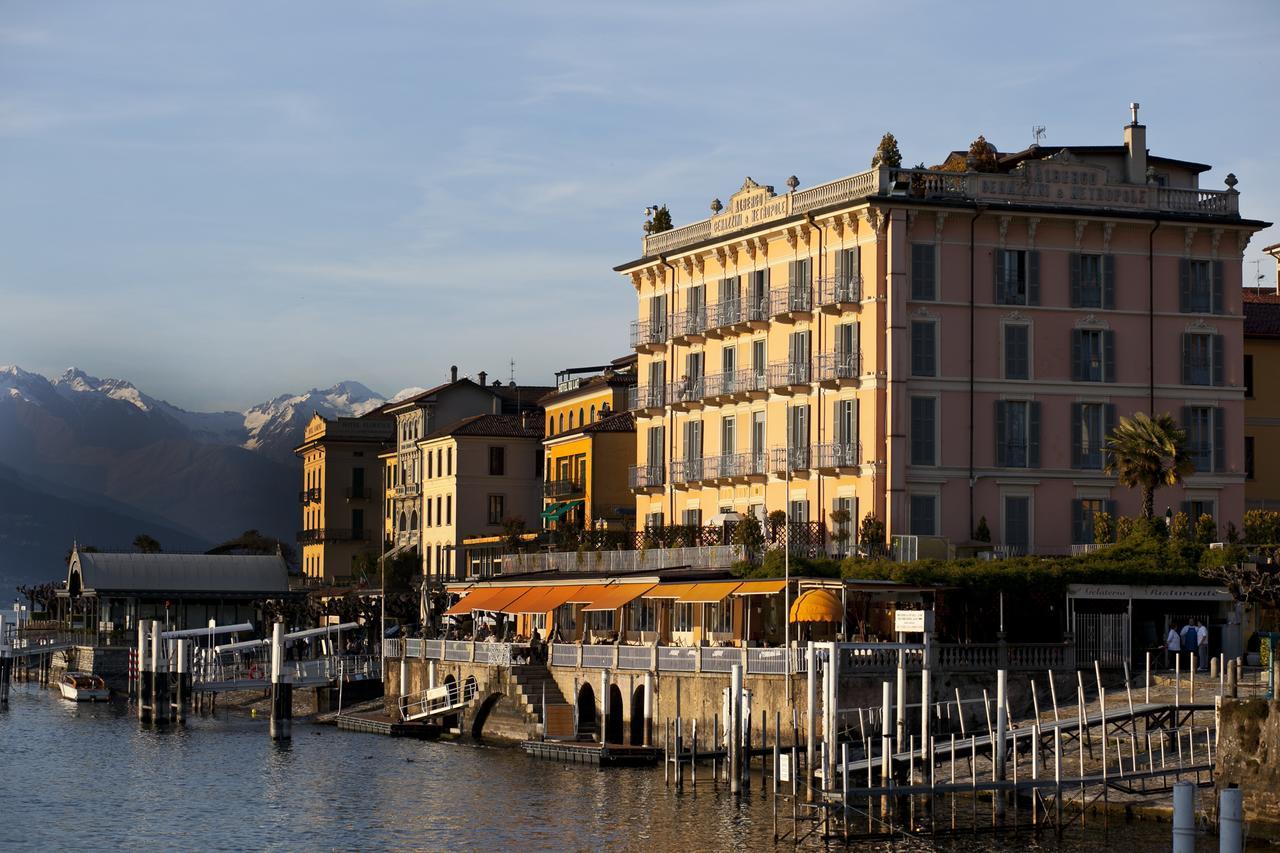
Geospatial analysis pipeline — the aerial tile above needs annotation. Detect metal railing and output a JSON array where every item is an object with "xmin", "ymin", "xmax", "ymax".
[
  {"xmin": 498, "ymin": 544, "xmax": 743, "ymax": 575},
  {"xmin": 710, "ymin": 299, "xmax": 742, "ymax": 329},
  {"xmin": 814, "ymin": 441, "xmax": 860, "ymax": 469},
  {"xmin": 627, "ymin": 384, "xmax": 666, "ymax": 412},
  {"xmin": 818, "ymin": 274, "xmax": 862, "ymax": 306},
  {"xmin": 617, "ymin": 645, "xmax": 652, "ymax": 670},
  {"xmin": 669, "ymin": 457, "xmax": 704, "ymax": 484},
  {"xmin": 444, "ymin": 640, "xmax": 472, "ymax": 661},
  {"xmin": 394, "ymin": 483, "xmax": 420, "ymax": 498},
  {"xmin": 296, "ymin": 528, "xmax": 370, "ymax": 544},
  {"xmin": 814, "ymin": 351, "xmax": 861, "ymax": 383},
  {"xmin": 769, "ymin": 285, "xmax": 812, "ymax": 317},
  {"xmin": 672, "ymin": 307, "xmax": 707, "ymax": 339},
  {"xmin": 581, "ymin": 646, "xmax": 614, "ymax": 669},
  {"xmin": 746, "ymin": 647, "xmax": 790, "ymax": 674},
  {"xmin": 766, "ymin": 360, "xmax": 811, "ymax": 389},
  {"xmin": 657, "ymin": 646, "xmax": 697, "ymax": 671},
  {"xmin": 770, "ymin": 445, "xmax": 812, "ymax": 472},
  {"xmin": 629, "ymin": 318, "xmax": 668, "ymax": 348},
  {"xmin": 627, "ymin": 464, "xmax": 665, "ymax": 490},
  {"xmin": 699, "ymin": 646, "xmax": 740, "ymax": 673},
  {"xmin": 666, "ymin": 376, "xmax": 705, "ymax": 406},
  {"xmin": 543, "ymin": 479, "xmax": 585, "ymax": 498}
]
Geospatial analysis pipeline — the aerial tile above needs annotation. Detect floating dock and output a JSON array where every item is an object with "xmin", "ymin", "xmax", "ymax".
[
  {"xmin": 522, "ymin": 738, "xmax": 661, "ymax": 767},
  {"xmin": 336, "ymin": 710, "xmax": 440, "ymax": 739}
]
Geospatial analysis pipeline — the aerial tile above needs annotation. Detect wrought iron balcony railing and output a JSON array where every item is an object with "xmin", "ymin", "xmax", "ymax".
[
  {"xmin": 817, "ymin": 275, "xmax": 862, "ymax": 307},
  {"xmin": 628, "ymin": 464, "xmax": 665, "ymax": 490},
  {"xmin": 629, "ymin": 318, "xmax": 668, "ymax": 349},
  {"xmin": 627, "ymin": 384, "xmax": 667, "ymax": 412},
  {"xmin": 543, "ymin": 479, "xmax": 585, "ymax": 498},
  {"xmin": 814, "ymin": 351, "xmax": 861, "ymax": 383},
  {"xmin": 814, "ymin": 441, "xmax": 861, "ymax": 469},
  {"xmin": 766, "ymin": 361, "xmax": 812, "ymax": 390}
]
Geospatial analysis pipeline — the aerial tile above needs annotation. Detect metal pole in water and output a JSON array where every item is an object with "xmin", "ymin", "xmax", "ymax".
[
  {"xmin": 137, "ymin": 621, "xmax": 150, "ymax": 722},
  {"xmin": 805, "ymin": 643, "xmax": 816, "ymax": 795},
  {"xmin": 150, "ymin": 620, "xmax": 166, "ymax": 725},
  {"xmin": 1145, "ymin": 650, "xmax": 1151, "ymax": 704},
  {"xmin": 730, "ymin": 663, "xmax": 742, "ymax": 795},
  {"xmin": 269, "ymin": 621, "xmax": 291, "ymax": 740},
  {"xmin": 1220, "ymin": 786, "xmax": 1243, "ymax": 853},
  {"xmin": 175, "ymin": 638, "xmax": 188, "ymax": 724},
  {"xmin": 1172, "ymin": 780, "xmax": 1195, "ymax": 853}
]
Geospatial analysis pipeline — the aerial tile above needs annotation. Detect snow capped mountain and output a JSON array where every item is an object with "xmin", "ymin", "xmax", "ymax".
[{"xmin": 242, "ymin": 380, "xmax": 386, "ymax": 459}]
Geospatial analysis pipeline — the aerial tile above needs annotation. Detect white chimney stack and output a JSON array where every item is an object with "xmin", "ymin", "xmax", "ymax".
[{"xmin": 1124, "ymin": 102, "xmax": 1147, "ymax": 184}]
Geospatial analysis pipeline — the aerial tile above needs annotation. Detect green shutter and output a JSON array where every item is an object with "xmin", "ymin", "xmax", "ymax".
[
  {"xmin": 1069, "ymin": 254, "xmax": 1082, "ymax": 307},
  {"xmin": 1027, "ymin": 251, "xmax": 1040, "ymax": 306},
  {"xmin": 1103, "ymin": 331, "xmax": 1116, "ymax": 383},
  {"xmin": 995, "ymin": 401, "xmax": 1007, "ymax": 467},
  {"xmin": 1212, "ymin": 334, "xmax": 1225, "ymax": 387},
  {"xmin": 1102, "ymin": 254, "xmax": 1116, "ymax": 309},
  {"xmin": 1070, "ymin": 402, "xmax": 1083, "ymax": 469},
  {"xmin": 1212, "ymin": 260, "xmax": 1224, "ymax": 314},
  {"xmin": 1178, "ymin": 258, "xmax": 1190, "ymax": 313},
  {"xmin": 1029, "ymin": 401, "xmax": 1041, "ymax": 468}
]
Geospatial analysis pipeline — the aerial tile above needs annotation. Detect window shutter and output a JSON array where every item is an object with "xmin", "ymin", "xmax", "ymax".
[
  {"xmin": 854, "ymin": 398, "xmax": 860, "ymax": 447},
  {"xmin": 1028, "ymin": 251, "xmax": 1040, "ymax": 306},
  {"xmin": 1069, "ymin": 254, "xmax": 1082, "ymax": 308},
  {"xmin": 1213, "ymin": 407, "xmax": 1225, "ymax": 473},
  {"xmin": 788, "ymin": 260, "xmax": 798, "ymax": 289},
  {"xmin": 849, "ymin": 247, "xmax": 861, "ymax": 282},
  {"xmin": 993, "ymin": 250, "xmax": 1004, "ymax": 304},
  {"xmin": 1071, "ymin": 500, "xmax": 1084, "ymax": 545},
  {"xmin": 1102, "ymin": 254, "xmax": 1116, "ymax": 309},
  {"xmin": 1180, "ymin": 333, "xmax": 1191, "ymax": 385},
  {"xmin": 1103, "ymin": 331, "xmax": 1116, "ymax": 383},
  {"xmin": 1070, "ymin": 330, "xmax": 1083, "ymax": 382},
  {"xmin": 854, "ymin": 321, "xmax": 861, "ymax": 367},
  {"xmin": 1104, "ymin": 404, "xmax": 1117, "ymax": 467},
  {"xmin": 833, "ymin": 250, "xmax": 845, "ymax": 288},
  {"xmin": 1070, "ymin": 403, "xmax": 1083, "ymax": 468},
  {"xmin": 1029, "ymin": 401, "xmax": 1041, "ymax": 468},
  {"xmin": 1178, "ymin": 258, "xmax": 1190, "ymax": 313},
  {"xmin": 1212, "ymin": 260, "xmax": 1224, "ymax": 314},
  {"xmin": 995, "ymin": 402, "xmax": 1007, "ymax": 467},
  {"xmin": 1212, "ymin": 334, "xmax": 1225, "ymax": 387}
]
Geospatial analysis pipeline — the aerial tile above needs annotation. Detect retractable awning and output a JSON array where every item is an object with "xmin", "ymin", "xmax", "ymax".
[
  {"xmin": 676, "ymin": 582, "xmax": 742, "ymax": 603},
  {"xmin": 580, "ymin": 584, "xmax": 655, "ymax": 612},
  {"xmin": 732, "ymin": 580, "xmax": 788, "ymax": 595},
  {"xmin": 444, "ymin": 586, "xmax": 533, "ymax": 616},
  {"xmin": 540, "ymin": 499, "xmax": 583, "ymax": 521},
  {"xmin": 509, "ymin": 585, "xmax": 586, "ymax": 614},
  {"xmin": 642, "ymin": 583, "xmax": 698, "ymax": 599}
]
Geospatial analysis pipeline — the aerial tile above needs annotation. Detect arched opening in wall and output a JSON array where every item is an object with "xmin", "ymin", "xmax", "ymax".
[
  {"xmin": 606, "ymin": 684, "xmax": 624, "ymax": 745},
  {"xmin": 576, "ymin": 682, "xmax": 597, "ymax": 740},
  {"xmin": 398, "ymin": 512, "xmax": 406, "ymax": 532},
  {"xmin": 463, "ymin": 675, "xmax": 479, "ymax": 702},
  {"xmin": 630, "ymin": 685, "xmax": 646, "ymax": 746},
  {"xmin": 470, "ymin": 693, "xmax": 505, "ymax": 740},
  {"xmin": 410, "ymin": 510, "xmax": 418, "ymax": 531},
  {"xmin": 441, "ymin": 674, "xmax": 460, "ymax": 731}
]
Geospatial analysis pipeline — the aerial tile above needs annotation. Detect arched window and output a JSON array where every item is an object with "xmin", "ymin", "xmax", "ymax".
[
  {"xmin": 590, "ymin": 405, "xmax": 597, "ymax": 423},
  {"xmin": 399, "ymin": 512, "xmax": 407, "ymax": 532},
  {"xmin": 579, "ymin": 407, "xmax": 585, "ymax": 427},
  {"xmin": 559, "ymin": 412, "xmax": 565, "ymax": 432},
  {"xmin": 548, "ymin": 415, "xmax": 554, "ymax": 435},
  {"xmin": 569, "ymin": 411, "xmax": 575, "ymax": 429},
  {"xmin": 410, "ymin": 510, "xmax": 418, "ymax": 531}
]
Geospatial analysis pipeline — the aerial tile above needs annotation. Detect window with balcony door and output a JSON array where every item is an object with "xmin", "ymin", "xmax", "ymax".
[
  {"xmin": 910, "ymin": 396, "xmax": 936, "ymax": 466},
  {"xmin": 909, "ymin": 494, "xmax": 937, "ymax": 536},
  {"xmin": 1071, "ymin": 402, "xmax": 1115, "ymax": 470},
  {"xmin": 1070, "ymin": 253, "xmax": 1113, "ymax": 309},
  {"xmin": 1004, "ymin": 324, "xmax": 1030, "ymax": 380},
  {"xmin": 995, "ymin": 400, "xmax": 1040, "ymax": 468},
  {"xmin": 1182, "ymin": 406, "xmax": 1224, "ymax": 473},
  {"xmin": 1180, "ymin": 259, "xmax": 1222, "ymax": 314},
  {"xmin": 706, "ymin": 601, "xmax": 732, "ymax": 634},
  {"xmin": 629, "ymin": 598, "xmax": 657, "ymax": 633},
  {"xmin": 910, "ymin": 320, "xmax": 936, "ymax": 377},
  {"xmin": 673, "ymin": 603, "xmax": 694, "ymax": 633},
  {"xmin": 1181, "ymin": 332, "xmax": 1224, "ymax": 386},
  {"xmin": 911, "ymin": 243, "xmax": 936, "ymax": 301},
  {"xmin": 995, "ymin": 249, "xmax": 1039, "ymax": 305},
  {"xmin": 489, "ymin": 446, "xmax": 505, "ymax": 475},
  {"xmin": 1071, "ymin": 329, "xmax": 1114, "ymax": 382},
  {"xmin": 487, "ymin": 494, "xmax": 505, "ymax": 525},
  {"xmin": 1071, "ymin": 498, "xmax": 1116, "ymax": 545}
]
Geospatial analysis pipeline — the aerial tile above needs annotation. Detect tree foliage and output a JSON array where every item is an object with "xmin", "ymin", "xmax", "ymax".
[
  {"xmin": 645, "ymin": 205, "xmax": 673, "ymax": 234},
  {"xmin": 1104, "ymin": 412, "xmax": 1193, "ymax": 519},
  {"xmin": 133, "ymin": 534, "xmax": 162, "ymax": 554},
  {"xmin": 207, "ymin": 529, "xmax": 296, "ymax": 564},
  {"xmin": 871, "ymin": 132, "xmax": 902, "ymax": 168},
  {"xmin": 858, "ymin": 513, "xmax": 886, "ymax": 555},
  {"xmin": 968, "ymin": 135, "xmax": 999, "ymax": 172},
  {"xmin": 973, "ymin": 516, "xmax": 991, "ymax": 543}
]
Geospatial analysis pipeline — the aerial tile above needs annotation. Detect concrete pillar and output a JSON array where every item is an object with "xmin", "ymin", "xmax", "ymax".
[
  {"xmin": 1220, "ymin": 786, "xmax": 1243, "ymax": 853},
  {"xmin": 805, "ymin": 643, "xmax": 817, "ymax": 788},
  {"xmin": 995, "ymin": 668, "xmax": 1008, "ymax": 819},
  {"xmin": 175, "ymin": 638, "xmax": 189, "ymax": 724},
  {"xmin": 1172, "ymin": 781, "xmax": 1195, "ymax": 853},
  {"xmin": 428, "ymin": 659, "xmax": 437, "ymax": 690},
  {"xmin": 270, "ymin": 621, "xmax": 291, "ymax": 740},
  {"xmin": 137, "ymin": 621, "xmax": 150, "ymax": 721},
  {"xmin": 150, "ymin": 620, "xmax": 167, "ymax": 724},
  {"xmin": 730, "ymin": 663, "xmax": 743, "ymax": 795},
  {"xmin": 600, "ymin": 668, "xmax": 608, "ymax": 744},
  {"xmin": 643, "ymin": 671, "xmax": 654, "ymax": 747}
]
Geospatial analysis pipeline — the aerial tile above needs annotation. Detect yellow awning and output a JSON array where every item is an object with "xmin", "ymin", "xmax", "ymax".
[
  {"xmin": 580, "ymin": 584, "xmax": 655, "ymax": 612},
  {"xmin": 677, "ymin": 582, "xmax": 742, "ymax": 603},
  {"xmin": 443, "ymin": 587, "xmax": 509, "ymax": 616},
  {"xmin": 642, "ymin": 583, "xmax": 698, "ymax": 599},
  {"xmin": 509, "ymin": 585, "xmax": 586, "ymax": 614},
  {"xmin": 732, "ymin": 580, "xmax": 788, "ymax": 595},
  {"xmin": 789, "ymin": 589, "xmax": 844, "ymax": 623}
]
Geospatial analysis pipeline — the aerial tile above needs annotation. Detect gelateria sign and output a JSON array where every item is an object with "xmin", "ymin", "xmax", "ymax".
[
  {"xmin": 1067, "ymin": 584, "xmax": 1232, "ymax": 601},
  {"xmin": 976, "ymin": 161, "xmax": 1150, "ymax": 209},
  {"xmin": 711, "ymin": 178, "xmax": 793, "ymax": 237}
]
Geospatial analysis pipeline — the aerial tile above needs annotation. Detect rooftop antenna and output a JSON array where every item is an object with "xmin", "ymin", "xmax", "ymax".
[{"xmin": 1032, "ymin": 125, "xmax": 1046, "ymax": 145}]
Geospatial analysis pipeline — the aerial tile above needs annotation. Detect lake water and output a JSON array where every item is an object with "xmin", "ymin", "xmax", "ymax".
[{"xmin": 0, "ymin": 681, "xmax": 1212, "ymax": 851}]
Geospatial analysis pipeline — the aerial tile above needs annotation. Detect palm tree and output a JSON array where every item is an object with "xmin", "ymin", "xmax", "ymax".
[{"xmin": 1104, "ymin": 412, "xmax": 1193, "ymax": 519}]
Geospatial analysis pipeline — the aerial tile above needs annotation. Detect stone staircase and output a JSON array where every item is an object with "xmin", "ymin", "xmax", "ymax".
[{"xmin": 509, "ymin": 663, "xmax": 576, "ymax": 739}]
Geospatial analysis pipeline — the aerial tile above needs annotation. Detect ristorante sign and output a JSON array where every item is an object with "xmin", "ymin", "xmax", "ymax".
[
  {"xmin": 711, "ymin": 179, "xmax": 793, "ymax": 237},
  {"xmin": 976, "ymin": 160, "xmax": 1150, "ymax": 209}
]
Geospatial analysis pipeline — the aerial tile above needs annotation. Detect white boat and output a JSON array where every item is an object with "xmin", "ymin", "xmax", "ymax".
[{"xmin": 58, "ymin": 672, "xmax": 110, "ymax": 702}]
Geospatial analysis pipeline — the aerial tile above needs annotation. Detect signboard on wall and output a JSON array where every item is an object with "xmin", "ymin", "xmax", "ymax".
[{"xmin": 894, "ymin": 610, "xmax": 935, "ymax": 634}]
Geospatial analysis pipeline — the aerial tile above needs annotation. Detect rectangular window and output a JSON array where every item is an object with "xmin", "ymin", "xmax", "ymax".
[
  {"xmin": 487, "ymin": 494, "xmax": 505, "ymax": 525},
  {"xmin": 629, "ymin": 598, "xmax": 657, "ymax": 633},
  {"xmin": 644, "ymin": 511, "xmax": 664, "ymax": 530},
  {"xmin": 1181, "ymin": 332, "xmax": 1224, "ymax": 386},
  {"xmin": 751, "ymin": 410, "xmax": 766, "ymax": 471},
  {"xmin": 673, "ymin": 603, "xmax": 694, "ymax": 633},
  {"xmin": 752, "ymin": 339, "xmax": 767, "ymax": 378},
  {"xmin": 911, "ymin": 243, "xmax": 936, "ymax": 301},
  {"xmin": 427, "ymin": 452, "xmax": 434, "ymax": 479},
  {"xmin": 1246, "ymin": 354, "xmax": 1255, "ymax": 399},
  {"xmin": 910, "ymin": 396, "xmax": 936, "ymax": 466},
  {"xmin": 833, "ymin": 496, "xmax": 856, "ymax": 554},
  {"xmin": 1071, "ymin": 498, "xmax": 1116, "ymax": 545},
  {"xmin": 426, "ymin": 497, "xmax": 433, "ymax": 527},
  {"xmin": 1180, "ymin": 259, "xmax": 1222, "ymax": 314},
  {"xmin": 646, "ymin": 425, "xmax": 665, "ymax": 471},
  {"xmin": 445, "ymin": 494, "xmax": 452, "ymax": 525},
  {"xmin": 1182, "ymin": 499, "xmax": 1217, "ymax": 524},
  {"xmin": 1071, "ymin": 329, "xmax": 1114, "ymax": 382},
  {"xmin": 706, "ymin": 601, "xmax": 733, "ymax": 634},
  {"xmin": 833, "ymin": 399, "xmax": 857, "ymax": 448},
  {"xmin": 721, "ymin": 414, "xmax": 736, "ymax": 455},
  {"xmin": 995, "ymin": 400, "xmax": 1041, "ymax": 468},
  {"xmin": 787, "ymin": 330, "xmax": 811, "ymax": 382},
  {"xmin": 995, "ymin": 249, "xmax": 1038, "ymax": 305},
  {"xmin": 586, "ymin": 609, "xmax": 615, "ymax": 632},
  {"xmin": 747, "ymin": 269, "xmax": 769, "ymax": 319},
  {"xmin": 1070, "ymin": 253, "xmax": 1113, "ymax": 308},
  {"xmin": 683, "ymin": 419, "xmax": 703, "ymax": 462},
  {"xmin": 789, "ymin": 499, "xmax": 808, "ymax": 523},
  {"xmin": 681, "ymin": 508, "xmax": 702, "ymax": 527},
  {"xmin": 1004, "ymin": 324, "xmax": 1029, "ymax": 380},
  {"xmin": 909, "ymin": 494, "xmax": 937, "ymax": 536},
  {"xmin": 1183, "ymin": 406, "xmax": 1224, "ymax": 473},
  {"xmin": 1246, "ymin": 436, "xmax": 1255, "ymax": 480},
  {"xmin": 1072, "ymin": 402, "xmax": 1115, "ymax": 470},
  {"xmin": 1004, "ymin": 496, "xmax": 1031, "ymax": 553},
  {"xmin": 648, "ymin": 293, "xmax": 668, "ymax": 337},
  {"xmin": 686, "ymin": 284, "xmax": 706, "ymax": 328},
  {"xmin": 787, "ymin": 403, "xmax": 809, "ymax": 449},
  {"xmin": 910, "ymin": 320, "xmax": 937, "ymax": 377},
  {"xmin": 489, "ymin": 446, "xmax": 505, "ymax": 475},
  {"xmin": 721, "ymin": 344, "xmax": 736, "ymax": 377}
]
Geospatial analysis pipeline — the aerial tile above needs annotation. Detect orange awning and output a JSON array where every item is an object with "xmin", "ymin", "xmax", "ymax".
[
  {"xmin": 443, "ymin": 587, "xmax": 506, "ymax": 616},
  {"xmin": 509, "ymin": 585, "xmax": 586, "ymax": 614},
  {"xmin": 580, "ymin": 584, "xmax": 655, "ymax": 612},
  {"xmin": 732, "ymin": 580, "xmax": 788, "ymax": 595},
  {"xmin": 642, "ymin": 583, "xmax": 698, "ymax": 599},
  {"xmin": 677, "ymin": 582, "xmax": 742, "ymax": 603}
]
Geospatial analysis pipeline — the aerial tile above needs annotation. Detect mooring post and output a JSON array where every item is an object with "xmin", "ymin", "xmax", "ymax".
[
  {"xmin": 269, "ymin": 620, "xmax": 291, "ymax": 740},
  {"xmin": 1227, "ymin": 658, "xmax": 1238, "ymax": 698},
  {"xmin": 150, "ymin": 619, "xmax": 167, "ymax": 725},
  {"xmin": 822, "ymin": 642, "xmax": 835, "ymax": 794},
  {"xmin": 805, "ymin": 643, "xmax": 816, "ymax": 793},
  {"xmin": 895, "ymin": 631, "xmax": 907, "ymax": 752},
  {"xmin": 1175, "ymin": 653, "xmax": 1181, "ymax": 708},
  {"xmin": 1145, "ymin": 651, "xmax": 1151, "ymax": 704},
  {"xmin": 137, "ymin": 621, "xmax": 149, "ymax": 722},
  {"xmin": 1220, "ymin": 786, "xmax": 1243, "ymax": 853},
  {"xmin": 995, "ymin": 668, "xmax": 1008, "ymax": 819},
  {"xmin": 1172, "ymin": 781, "xmax": 1195, "ymax": 853},
  {"xmin": 730, "ymin": 663, "xmax": 742, "ymax": 795},
  {"xmin": 175, "ymin": 638, "xmax": 188, "ymax": 724}
]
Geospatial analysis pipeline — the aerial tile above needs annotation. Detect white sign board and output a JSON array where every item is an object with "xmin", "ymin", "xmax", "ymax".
[
  {"xmin": 894, "ymin": 610, "xmax": 934, "ymax": 634},
  {"xmin": 779, "ymin": 752, "xmax": 791, "ymax": 782}
]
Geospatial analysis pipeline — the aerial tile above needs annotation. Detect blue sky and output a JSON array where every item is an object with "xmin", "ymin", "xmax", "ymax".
[{"xmin": 2, "ymin": 0, "xmax": 1277, "ymax": 411}]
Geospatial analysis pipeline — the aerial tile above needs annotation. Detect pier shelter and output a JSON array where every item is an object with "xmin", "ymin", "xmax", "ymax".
[
  {"xmin": 58, "ymin": 547, "xmax": 291, "ymax": 633},
  {"xmin": 1065, "ymin": 582, "xmax": 1241, "ymax": 667}
]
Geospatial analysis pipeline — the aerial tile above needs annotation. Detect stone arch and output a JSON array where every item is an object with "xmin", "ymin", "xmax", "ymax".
[
  {"xmin": 463, "ymin": 675, "xmax": 479, "ymax": 702},
  {"xmin": 576, "ymin": 682, "xmax": 597, "ymax": 738},
  {"xmin": 630, "ymin": 685, "xmax": 646, "ymax": 746},
  {"xmin": 441, "ymin": 674, "xmax": 460, "ymax": 730},
  {"xmin": 606, "ymin": 683, "xmax": 624, "ymax": 745},
  {"xmin": 410, "ymin": 510, "xmax": 418, "ymax": 531},
  {"xmin": 470, "ymin": 692, "xmax": 505, "ymax": 740},
  {"xmin": 399, "ymin": 512, "xmax": 407, "ymax": 532}
]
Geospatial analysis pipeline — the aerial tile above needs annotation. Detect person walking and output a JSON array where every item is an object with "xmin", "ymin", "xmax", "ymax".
[
  {"xmin": 1180, "ymin": 621, "xmax": 1198, "ymax": 673},
  {"xmin": 1165, "ymin": 622, "xmax": 1181, "ymax": 670},
  {"xmin": 1196, "ymin": 620, "xmax": 1210, "ymax": 672}
]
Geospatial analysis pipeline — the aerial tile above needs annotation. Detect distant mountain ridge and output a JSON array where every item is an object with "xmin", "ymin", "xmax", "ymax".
[{"xmin": 0, "ymin": 364, "xmax": 406, "ymax": 588}]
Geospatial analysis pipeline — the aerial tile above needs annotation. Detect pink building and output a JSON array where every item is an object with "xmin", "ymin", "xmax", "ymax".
[{"xmin": 618, "ymin": 107, "xmax": 1271, "ymax": 555}]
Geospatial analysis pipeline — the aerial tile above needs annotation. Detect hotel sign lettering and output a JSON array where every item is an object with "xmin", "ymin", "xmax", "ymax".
[
  {"xmin": 976, "ymin": 162, "xmax": 1150, "ymax": 210},
  {"xmin": 711, "ymin": 181, "xmax": 792, "ymax": 238}
]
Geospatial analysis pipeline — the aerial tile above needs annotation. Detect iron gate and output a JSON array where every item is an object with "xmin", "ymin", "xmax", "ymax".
[{"xmin": 1074, "ymin": 611, "xmax": 1129, "ymax": 668}]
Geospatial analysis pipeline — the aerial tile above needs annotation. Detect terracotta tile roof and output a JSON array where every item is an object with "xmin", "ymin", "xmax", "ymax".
[
  {"xmin": 1244, "ymin": 290, "xmax": 1280, "ymax": 338},
  {"xmin": 424, "ymin": 413, "xmax": 543, "ymax": 441},
  {"xmin": 545, "ymin": 410, "xmax": 635, "ymax": 440}
]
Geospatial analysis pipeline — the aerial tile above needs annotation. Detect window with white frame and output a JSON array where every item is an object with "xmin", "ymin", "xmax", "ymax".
[
  {"xmin": 672, "ymin": 602, "xmax": 694, "ymax": 633},
  {"xmin": 706, "ymin": 601, "xmax": 733, "ymax": 634},
  {"xmin": 629, "ymin": 598, "xmax": 657, "ymax": 633}
]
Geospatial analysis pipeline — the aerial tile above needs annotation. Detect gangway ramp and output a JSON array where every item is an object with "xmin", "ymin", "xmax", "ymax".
[{"xmin": 398, "ymin": 682, "xmax": 474, "ymax": 722}]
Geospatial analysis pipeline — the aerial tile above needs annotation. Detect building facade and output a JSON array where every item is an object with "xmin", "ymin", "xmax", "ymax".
[
  {"xmin": 1244, "ymin": 243, "xmax": 1280, "ymax": 510},
  {"xmin": 539, "ymin": 358, "xmax": 636, "ymax": 531},
  {"xmin": 617, "ymin": 109, "xmax": 1269, "ymax": 555},
  {"xmin": 295, "ymin": 412, "xmax": 394, "ymax": 581}
]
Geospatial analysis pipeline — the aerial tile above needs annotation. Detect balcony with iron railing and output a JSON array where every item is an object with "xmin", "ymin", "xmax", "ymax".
[
  {"xmin": 768, "ymin": 285, "xmax": 813, "ymax": 322},
  {"xmin": 814, "ymin": 441, "xmax": 861, "ymax": 470},
  {"xmin": 766, "ymin": 360, "xmax": 812, "ymax": 393},
  {"xmin": 394, "ymin": 483, "xmax": 421, "ymax": 499},
  {"xmin": 628, "ymin": 464, "xmax": 665, "ymax": 491},
  {"xmin": 667, "ymin": 375, "xmax": 706, "ymax": 410},
  {"xmin": 543, "ymin": 478, "xmax": 585, "ymax": 499},
  {"xmin": 627, "ymin": 384, "xmax": 666, "ymax": 413},
  {"xmin": 702, "ymin": 368, "xmax": 768, "ymax": 402},
  {"xmin": 299, "ymin": 487, "xmax": 322, "ymax": 504},
  {"xmin": 629, "ymin": 317, "xmax": 668, "ymax": 351},
  {"xmin": 671, "ymin": 307, "xmax": 707, "ymax": 343},
  {"xmin": 669, "ymin": 457, "xmax": 706, "ymax": 486},
  {"xmin": 818, "ymin": 275, "xmax": 862, "ymax": 310},
  {"xmin": 296, "ymin": 528, "xmax": 371, "ymax": 545},
  {"xmin": 770, "ymin": 445, "xmax": 812, "ymax": 474},
  {"xmin": 814, "ymin": 351, "xmax": 862, "ymax": 386},
  {"xmin": 707, "ymin": 299, "xmax": 742, "ymax": 335}
]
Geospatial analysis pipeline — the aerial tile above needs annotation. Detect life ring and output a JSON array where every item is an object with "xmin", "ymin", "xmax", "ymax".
[{"xmin": 248, "ymin": 664, "xmax": 262, "ymax": 680}]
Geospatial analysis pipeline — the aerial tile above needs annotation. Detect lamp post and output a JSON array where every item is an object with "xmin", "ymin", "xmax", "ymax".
[{"xmin": 1165, "ymin": 506, "xmax": 1173, "ymax": 533}]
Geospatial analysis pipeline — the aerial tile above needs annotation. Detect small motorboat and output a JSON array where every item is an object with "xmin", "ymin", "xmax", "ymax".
[{"xmin": 58, "ymin": 672, "xmax": 110, "ymax": 702}]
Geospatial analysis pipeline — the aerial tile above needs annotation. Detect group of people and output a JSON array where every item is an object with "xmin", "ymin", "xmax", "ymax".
[{"xmin": 1164, "ymin": 619, "xmax": 1210, "ymax": 672}]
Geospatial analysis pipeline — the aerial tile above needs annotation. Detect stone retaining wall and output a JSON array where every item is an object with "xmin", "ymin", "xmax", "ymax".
[{"xmin": 1215, "ymin": 699, "xmax": 1280, "ymax": 842}]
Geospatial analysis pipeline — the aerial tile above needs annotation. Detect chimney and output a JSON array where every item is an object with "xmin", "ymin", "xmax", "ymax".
[
  {"xmin": 1124, "ymin": 102, "xmax": 1147, "ymax": 184},
  {"xmin": 450, "ymin": 365, "xmax": 458, "ymax": 382},
  {"xmin": 478, "ymin": 370, "xmax": 487, "ymax": 387}
]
